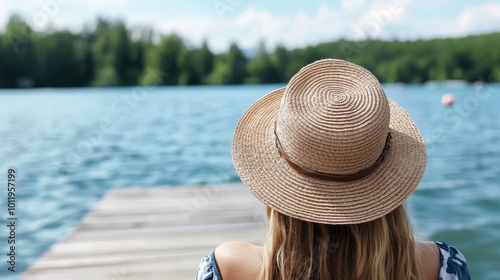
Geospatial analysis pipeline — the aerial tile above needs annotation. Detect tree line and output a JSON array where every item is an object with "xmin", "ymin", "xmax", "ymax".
[{"xmin": 0, "ymin": 15, "xmax": 499, "ymax": 88}]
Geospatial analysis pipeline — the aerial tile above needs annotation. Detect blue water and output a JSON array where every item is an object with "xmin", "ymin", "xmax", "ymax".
[{"xmin": 0, "ymin": 84, "xmax": 499, "ymax": 279}]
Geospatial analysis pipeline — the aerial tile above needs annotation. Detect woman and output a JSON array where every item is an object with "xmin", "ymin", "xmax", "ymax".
[{"xmin": 196, "ymin": 59, "xmax": 471, "ymax": 280}]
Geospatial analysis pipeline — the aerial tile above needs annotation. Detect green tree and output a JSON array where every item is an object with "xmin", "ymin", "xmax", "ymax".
[
  {"xmin": 0, "ymin": 35, "xmax": 6, "ymax": 87},
  {"xmin": 207, "ymin": 42, "xmax": 247, "ymax": 84},
  {"xmin": 141, "ymin": 34, "xmax": 184, "ymax": 85},
  {"xmin": 195, "ymin": 41, "xmax": 215, "ymax": 84},
  {"xmin": 34, "ymin": 31, "xmax": 93, "ymax": 87},
  {"xmin": 246, "ymin": 42, "xmax": 280, "ymax": 84},
  {"xmin": 177, "ymin": 41, "xmax": 215, "ymax": 85},
  {"xmin": 111, "ymin": 21, "xmax": 133, "ymax": 85},
  {"xmin": 90, "ymin": 19, "xmax": 139, "ymax": 86},
  {"xmin": 270, "ymin": 45, "xmax": 289, "ymax": 82},
  {"xmin": 177, "ymin": 46, "xmax": 198, "ymax": 85},
  {"xmin": 1, "ymin": 15, "xmax": 37, "ymax": 88}
]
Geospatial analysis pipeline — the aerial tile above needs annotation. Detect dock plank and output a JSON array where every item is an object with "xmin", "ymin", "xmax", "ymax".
[{"xmin": 20, "ymin": 184, "xmax": 265, "ymax": 280}]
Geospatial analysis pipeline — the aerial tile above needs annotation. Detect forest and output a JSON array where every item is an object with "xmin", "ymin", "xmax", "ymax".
[{"xmin": 0, "ymin": 15, "xmax": 499, "ymax": 88}]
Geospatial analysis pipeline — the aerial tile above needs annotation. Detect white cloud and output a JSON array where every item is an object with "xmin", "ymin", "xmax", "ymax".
[
  {"xmin": 341, "ymin": 0, "xmax": 366, "ymax": 11},
  {"xmin": 452, "ymin": 3, "xmax": 500, "ymax": 35},
  {"xmin": 0, "ymin": 2, "xmax": 12, "ymax": 30},
  {"xmin": 2, "ymin": 0, "xmax": 499, "ymax": 51},
  {"xmin": 74, "ymin": 0, "xmax": 127, "ymax": 11},
  {"xmin": 0, "ymin": 0, "xmax": 129, "ymax": 32},
  {"xmin": 346, "ymin": 0, "xmax": 413, "ymax": 40},
  {"xmin": 153, "ymin": 1, "xmax": 426, "ymax": 52},
  {"xmin": 0, "ymin": 1, "xmax": 32, "ymax": 31},
  {"xmin": 155, "ymin": 6, "xmax": 367, "ymax": 52},
  {"xmin": 377, "ymin": 1, "xmax": 500, "ymax": 40}
]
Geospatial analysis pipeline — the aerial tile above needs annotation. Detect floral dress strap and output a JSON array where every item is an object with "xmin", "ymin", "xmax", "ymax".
[
  {"xmin": 195, "ymin": 250, "xmax": 223, "ymax": 280},
  {"xmin": 435, "ymin": 241, "xmax": 471, "ymax": 280}
]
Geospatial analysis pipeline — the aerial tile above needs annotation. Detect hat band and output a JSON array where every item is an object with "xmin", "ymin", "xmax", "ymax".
[{"xmin": 274, "ymin": 121, "xmax": 392, "ymax": 182}]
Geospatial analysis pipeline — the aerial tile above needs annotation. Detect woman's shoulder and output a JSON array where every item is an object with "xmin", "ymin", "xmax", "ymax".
[
  {"xmin": 214, "ymin": 241, "xmax": 263, "ymax": 258},
  {"xmin": 418, "ymin": 240, "xmax": 441, "ymax": 280},
  {"xmin": 214, "ymin": 242, "xmax": 262, "ymax": 280},
  {"xmin": 195, "ymin": 242, "xmax": 262, "ymax": 280}
]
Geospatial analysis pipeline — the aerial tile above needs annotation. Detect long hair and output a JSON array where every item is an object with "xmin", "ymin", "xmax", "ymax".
[{"xmin": 259, "ymin": 204, "xmax": 424, "ymax": 280}]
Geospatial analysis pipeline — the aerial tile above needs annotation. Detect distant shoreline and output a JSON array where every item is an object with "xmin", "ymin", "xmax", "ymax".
[
  {"xmin": 1, "ymin": 15, "xmax": 499, "ymax": 88},
  {"xmin": 1, "ymin": 81, "xmax": 499, "ymax": 93}
]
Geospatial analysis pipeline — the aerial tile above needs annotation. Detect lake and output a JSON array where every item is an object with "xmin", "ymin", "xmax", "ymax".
[{"xmin": 0, "ymin": 84, "xmax": 499, "ymax": 279}]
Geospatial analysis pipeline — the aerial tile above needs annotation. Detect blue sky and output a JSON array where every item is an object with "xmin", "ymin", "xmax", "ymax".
[{"xmin": 2, "ymin": 0, "xmax": 499, "ymax": 52}]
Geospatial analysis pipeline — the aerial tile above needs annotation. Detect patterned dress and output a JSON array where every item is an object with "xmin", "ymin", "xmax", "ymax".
[{"xmin": 195, "ymin": 241, "xmax": 471, "ymax": 280}]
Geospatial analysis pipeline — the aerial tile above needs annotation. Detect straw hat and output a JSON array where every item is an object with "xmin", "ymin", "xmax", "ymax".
[{"xmin": 232, "ymin": 59, "xmax": 426, "ymax": 225}]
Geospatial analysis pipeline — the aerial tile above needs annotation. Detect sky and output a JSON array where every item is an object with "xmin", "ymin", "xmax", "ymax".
[{"xmin": 1, "ymin": 0, "xmax": 499, "ymax": 52}]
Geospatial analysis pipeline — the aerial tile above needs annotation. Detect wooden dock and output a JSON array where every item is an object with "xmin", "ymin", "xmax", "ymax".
[{"xmin": 20, "ymin": 184, "xmax": 265, "ymax": 280}]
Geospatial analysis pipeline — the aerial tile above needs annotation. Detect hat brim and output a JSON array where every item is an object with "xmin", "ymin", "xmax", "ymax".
[{"xmin": 232, "ymin": 87, "xmax": 427, "ymax": 224}]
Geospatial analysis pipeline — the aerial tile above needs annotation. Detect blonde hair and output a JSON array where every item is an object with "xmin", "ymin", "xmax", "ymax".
[{"xmin": 259, "ymin": 204, "xmax": 424, "ymax": 280}]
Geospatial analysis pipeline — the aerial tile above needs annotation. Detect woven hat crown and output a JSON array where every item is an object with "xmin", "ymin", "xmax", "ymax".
[
  {"xmin": 232, "ymin": 58, "xmax": 426, "ymax": 224},
  {"xmin": 275, "ymin": 59, "xmax": 390, "ymax": 175}
]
